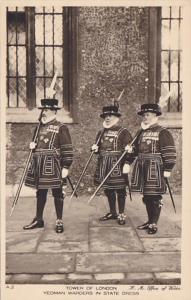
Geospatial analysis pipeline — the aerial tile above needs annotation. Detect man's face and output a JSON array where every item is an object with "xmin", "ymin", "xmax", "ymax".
[
  {"xmin": 104, "ymin": 114, "xmax": 119, "ymax": 126},
  {"xmin": 42, "ymin": 109, "xmax": 56, "ymax": 123},
  {"xmin": 142, "ymin": 112, "xmax": 157, "ymax": 125}
]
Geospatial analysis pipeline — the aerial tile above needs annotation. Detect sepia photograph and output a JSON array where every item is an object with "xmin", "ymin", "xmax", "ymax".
[{"xmin": 1, "ymin": 1, "xmax": 191, "ymax": 299}]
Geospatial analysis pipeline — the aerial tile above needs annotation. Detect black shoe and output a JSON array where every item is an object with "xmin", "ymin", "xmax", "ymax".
[
  {"xmin": 137, "ymin": 221, "xmax": 150, "ymax": 230},
  {"xmin": 117, "ymin": 213, "xmax": 126, "ymax": 225},
  {"xmin": 55, "ymin": 219, "xmax": 64, "ymax": 233},
  {"xmin": 99, "ymin": 213, "xmax": 118, "ymax": 221},
  {"xmin": 23, "ymin": 218, "xmax": 44, "ymax": 230},
  {"xmin": 147, "ymin": 224, "xmax": 158, "ymax": 234}
]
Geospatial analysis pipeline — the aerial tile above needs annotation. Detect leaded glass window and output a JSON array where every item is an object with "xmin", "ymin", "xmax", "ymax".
[
  {"xmin": 6, "ymin": 6, "xmax": 77, "ymax": 115},
  {"xmin": 7, "ymin": 7, "xmax": 27, "ymax": 108},
  {"xmin": 34, "ymin": 7, "xmax": 64, "ymax": 108},
  {"xmin": 161, "ymin": 7, "xmax": 182, "ymax": 112}
]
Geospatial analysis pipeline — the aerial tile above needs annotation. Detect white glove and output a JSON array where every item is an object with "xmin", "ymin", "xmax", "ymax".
[
  {"xmin": 29, "ymin": 142, "xmax": 37, "ymax": 150},
  {"xmin": 164, "ymin": 171, "xmax": 171, "ymax": 178},
  {"xmin": 122, "ymin": 163, "xmax": 131, "ymax": 174},
  {"xmin": 91, "ymin": 144, "xmax": 99, "ymax": 153},
  {"xmin": 125, "ymin": 144, "xmax": 133, "ymax": 153},
  {"xmin": 62, "ymin": 168, "xmax": 69, "ymax": 178}
]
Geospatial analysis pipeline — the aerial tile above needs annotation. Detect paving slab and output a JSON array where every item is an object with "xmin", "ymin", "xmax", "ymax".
[
  {"xmin": 41, "ymin": 274, "xmax": 67, "ymax": 281},
  {"xmin": 141, "ymin": 237, "xmax": 181, "ymax": 252},
  {"xmin": 94, "ymin": 273, "xmax": 125, "ymax": 280},
  {"xmin": 6, "ymin": 232, "xmax": 42, "ymax": 253},
  {"xmin": 154, "ymin": 272, "xmax": 181, "ymax": 280},
  {"xmin": 132, "ymin": 216, "xmax": 181, "ymax": 238},
  {"xmin": 9, "ymin": 274, "xmax": 42, "ymax": 283},
  {"xmin": 89, "ymin": 217, "xmax": 132, "ymax": 227},
  {"xmin": 37, "ymin": 240, "xmax": 88, "ymax": 253},
  {"xmin": 76, "ymin": 252, "xmax": 180, "ymax": 273},
  {"xmin": 67, "ymin": 273, "xmax": 93, "ymax": 280},
  {"xmin": 90, "ymin": 226, "xmax": 143, "ymax": 252},
  {"xmin": 54, "ymin": 220, "xmax": 89, "ymax": 240},
  {"xmin": 6, "ymin": 253, "xmax": 75, "ymax": 274},
  {"xmin": 126, "ymin": 272, "xmax": 154, "ymax": 280},
  {"xmin": 37, "ymin": 228, "xmax": 89, "ymax": 252},
  {"xmin": 6, "ymin": 194, "xmax": 182, "ymax": 283}
]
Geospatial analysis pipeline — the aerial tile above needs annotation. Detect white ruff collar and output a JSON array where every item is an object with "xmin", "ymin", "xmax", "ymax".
[
  {"xmin": 103, "ymin": 118, "xmax": 119, "ymax": 129},
  {"xmin": 141, "ymin": 117, "xmax": 158, "ymax": 130}
]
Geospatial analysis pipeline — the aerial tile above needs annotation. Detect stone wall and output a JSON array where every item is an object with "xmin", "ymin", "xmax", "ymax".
[{"xmin": 6, "ymin": 7, "xmax": 182, "ymax": 194}]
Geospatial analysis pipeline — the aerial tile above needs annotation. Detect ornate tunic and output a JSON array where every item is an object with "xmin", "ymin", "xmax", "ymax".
[
  {"xmin": 131, "ymin": 124, "xmax": 176, "ymax": 195},
  {"xmin": 94, "ymin": 125, "xmax": 132, "ymax": 189},
  {"xmin": 25, "ymin": 119, "xmax": 73, "ymax": 189}
]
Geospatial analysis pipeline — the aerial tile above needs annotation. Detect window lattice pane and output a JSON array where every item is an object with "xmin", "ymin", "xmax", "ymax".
[
  {"xmin": 54, "ymin": 47, "xmax": 63, "ymax": 76},
  {"xmin": 7, "ymin": 10, "xmax": 27, "ymax": 108},
  {"xmin": 8, "ymin": 21, "xmax": 16, "ymax": 44},
  {"xmin": 35, "ymin": 7, "xmax": 64, "ymax": 107},
  {"xmin": 54, "ymin": 15, "xmax": 63, "ymax": 45},
  {"xmin": 45, "ymin": 7, "xmax": 53, "ymax": 13},
  {"xmin": 35, "ymin": 46, "xmax": 44, "ymax": 76},
  {"xmin": 170, "ymin": 51, "xmax": 178, "ymax": 81},
  {"xmin": 35, "ymin": 15, "xmax": 44, "ymax": 45},
  {"xmin": 45, "ymin": 47, "xmax": 53, "ymax": 76},
  {"xmin": 161, "ymin": 51, "xmax": 169, "ymax": 81},
  {"xmin": 36, "ymin": 78, "xmax": 44, "ymax": 105},
  {"xmin": 161, "ymin": 6, "xmax": 182, "ymax": 113},
  {"xmin": 35, "ymin": 7, "xmax": 44, "ymax": 13},
  {"xmin": 170, "ymin": 20, "xmax": 179, "ymax": 50},
  {"xmin": 54, "ymin": 7, "xmax": 63, "ymax": 13},
  {"xmin": 17, "ymin": 18, "xmax": 26, "ymax": 44},
  {"xmin": 8, "ymin": 46, "xmax": 16, "ymax": 76},
  {"xmin": 161, "ymin": 20, "xmax": 170, "ymax": 50},
  {"xmin": 45, "ymin": 15, "xmax": 53, "ymax": 45},
  {"xmin": 179, "ymin": 52, "xmax": 182, "ymax": 81},
  {"xmin": 18, "ymin": 46, "xmax": 26, "ymax": 76},
  {"xmin": 18, "ymin": 78, "xmax": 27, "ymax": 107},
  {"xmin": 9, "ymin": 78, "xmax": 17, "ymax": 107},
  {"xmin": 171, "ymin": 6, "xmax": 180, "ymax": 18}
]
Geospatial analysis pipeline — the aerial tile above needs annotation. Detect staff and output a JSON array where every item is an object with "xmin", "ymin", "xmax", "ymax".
[
  {"xmin": 88, "ymin": 131, "xmax": 140, "ymax": 204},
  {"xmin": 10, "ymin": 72, "xmax": 58, "ymax": 217},
  {"xmin": 68, "ymin": 129, "xmax": 104, "ymax": 204},
  {"xmin": 165, "ymin": 178, "xmax": 176, "ymax": 213},
  {"xmin": 10, "ymin": 109, "xmax": 44, "ymax": 217}
]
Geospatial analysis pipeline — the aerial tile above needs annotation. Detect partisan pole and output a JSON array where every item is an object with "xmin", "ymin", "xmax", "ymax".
[
  {"xmin": 68, "ymin": 88, "xmax": 125, "ymax": 204},
  {"xmin": 10, "ymin": 109, "xmax": 44, "ymax": 217},
  {"xmin": 165, "ymin": 178, "xmax": 176, "ymax": 213},
  {"xmin": 10, "ymin": 72, "xmax": 58, "ymax": 217},
  {"xmin": 87, "ymin": 131, "xmax": 141, "ymax": 204},
  {"xmin": 68, "ymin": 129, "xmax": 104, "ymax": 204}
]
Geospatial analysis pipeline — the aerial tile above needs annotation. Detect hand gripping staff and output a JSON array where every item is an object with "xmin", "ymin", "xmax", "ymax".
[
  {"xmin": 10, "ymin": 72, "xmax": 58, "ymax": 217},
  {"xmin": 68, "ymin": 89, "xmax": 125, "ymax": 205},
  {"xmin": 87, "ymin": 132, "xmax": 142, "ymax": 204},
  {"xmin": 10, "ymin": 109, "xmax": 44, "ymax": 217},
  {"xmin": 68, "ymin": 129, "xmax": 104, "ymax": 205}
]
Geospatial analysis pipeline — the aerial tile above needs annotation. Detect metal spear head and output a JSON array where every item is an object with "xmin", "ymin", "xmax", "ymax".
[
  {"xmin": 46, "ymin": 71, "xmax": 58, "ymax": 99},
  {"xmin": 114, "ymin": 89, "xmax": 125, "ymax": 107}
]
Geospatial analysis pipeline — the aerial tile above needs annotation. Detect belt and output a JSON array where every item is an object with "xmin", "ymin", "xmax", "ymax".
[
  {"xmin": 99, "ymin": 150, "xmax": 122, "ymax": 156},
  {"xmin": 138, "ymin": 153, "xmax": 162, "ymax": 161},
  {"xmin": 34, "ymin": 148, "xmax": 60, "ymax": 155}
]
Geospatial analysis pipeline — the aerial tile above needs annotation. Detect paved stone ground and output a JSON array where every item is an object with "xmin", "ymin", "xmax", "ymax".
[{"xmin": 6, "ymin": 191, "xmax": 181, "ymax": 284}]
